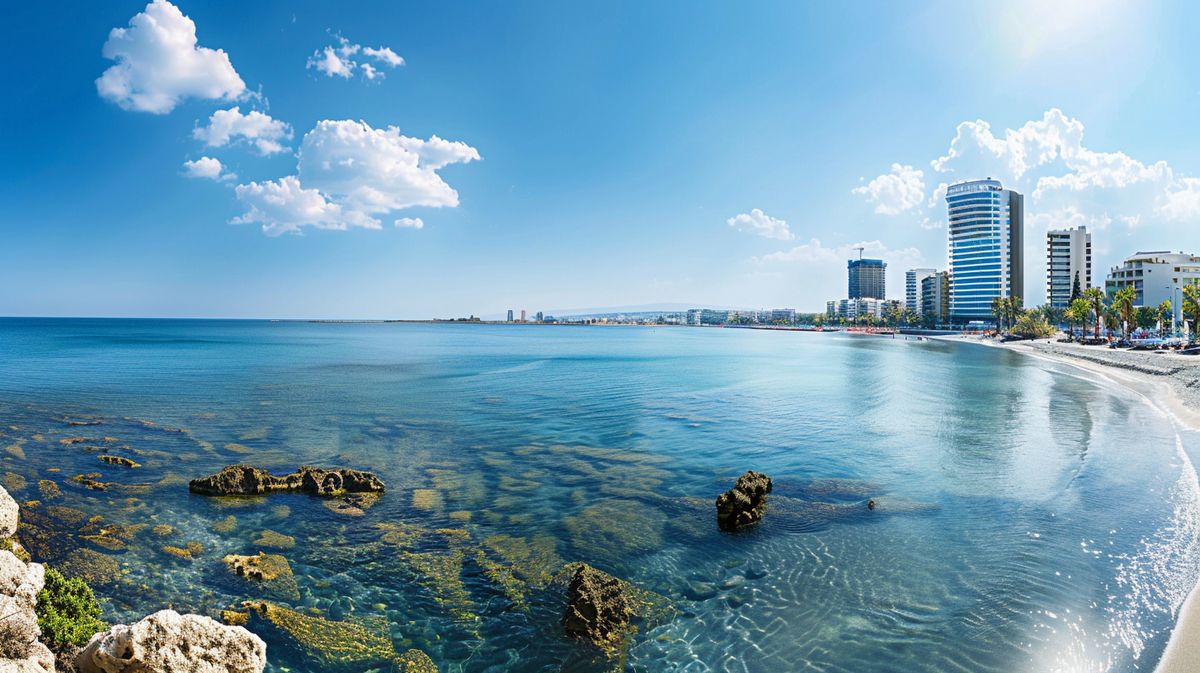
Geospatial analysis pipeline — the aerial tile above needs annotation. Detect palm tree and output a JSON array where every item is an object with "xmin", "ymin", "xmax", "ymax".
[
  {"xmin": 1158, "ymin": 300, "xmax": 1173, "ymax": 337},
  {"xmin": 1184, "ymin": 283, "xmax": 1200, "ymax": 341},
  {"xmin": 991, "ymin": 296, "xmax": 1005, "ymax": 333},
  {"xmin": 1113, "ymin": 286, "xmax": 1136, "ymax": 338},
  {"xmin": 1083, "ymin": 287, "xmax": 1105, "ymax": 339},
  {"xmin": 1067, "ymin": 298, "xmax": 1091, "ymax": 340}
]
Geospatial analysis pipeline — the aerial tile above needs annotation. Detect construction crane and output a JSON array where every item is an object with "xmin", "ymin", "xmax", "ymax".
[{"xmin": 854, "ymin": 246, "xmax": 865, "ymax": 260}]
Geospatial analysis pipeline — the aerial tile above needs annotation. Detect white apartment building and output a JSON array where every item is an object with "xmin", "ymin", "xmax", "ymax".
[
  {"xmin": 1104, "ymin": 251, "xmax": 1200, "ymax": 327},
  {"xmin": 1046, "ymin": 226, "xmax": 1092, "ymax": 308}
]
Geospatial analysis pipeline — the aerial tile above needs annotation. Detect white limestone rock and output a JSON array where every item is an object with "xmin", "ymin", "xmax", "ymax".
[
  {"xmin": 0, "ymin": 548, "xmax": 53, "ymax": 673},
  {"xmin": 76, "ymin": 609, "xmax": 267, "ymax": 673},
  {"xmin": 0, "ymin": 485, "xmax": 18, "ymax": 538}
]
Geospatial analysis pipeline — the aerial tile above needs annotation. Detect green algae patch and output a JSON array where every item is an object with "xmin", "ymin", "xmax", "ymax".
[
  {"xmin": 563, "ymin": 499, "xmax": 666, "ymax": 563},
  {"xmin": 396, "ymin": 648, "xmax": 439, "ymax": 672},
  {"xmin": 4, "ymin": 443, "xmax": 26, "ymax": 460},
  {"xmin": 152, "ymin": 524, "xmax": 175, "ymax": 537},
  {"xmin": 160, "ymin": 545, "xmax": 196, "ymax": 560},
  {"xmin": 223, "ymin": 442, "xmax": 255, "ymax": 454},
  {"xmin": 411, "ymin": 488, "xmax": 443, "ymax": 511},
  {"xmin": 212, "ymin": 515, "xmax": 238, "ymax": 534},
  {"xmin": 254, "ymin": 529, "xmax": 296, "ymax": 550},
  {"xmin": 57, "ymin": 548, "xmax": 122, "ymax": 588},
  {"xmin": 3, "ymin": 472, "xmax": 27, "ymax": 492},
  {"xmin": 402, "ymin": 549, "xmax": 477, "ymax": 623},
  {"xmin": 37, "ymin": 480, "xmax": 61, "ymax": 500},
  {"xmin": 98, "ymin": 455, "xmax": 141, "ymax": 468},
  {"xmin": 243, "ymin": 601, "xmax": 400, "ymax": 669},
  {"xmin": 376, "ymin": 521, "xmax": 426, "ymax": 548},
  {"xmin": 448, "ymin": 510, "xmax": 472, "ymax": 522},
  {"xmin": 483, "ymin": 534, "xmax": 560, "ymax": 588},
  {"xmin": 270, "ymin": 504, "xmax": 291, "ymax": 519}
]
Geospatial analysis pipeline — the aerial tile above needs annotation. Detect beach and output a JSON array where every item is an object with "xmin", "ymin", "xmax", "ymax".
[{"xmin": 962, "ymin": 336, "xmax": 1200, "ymax": 673}]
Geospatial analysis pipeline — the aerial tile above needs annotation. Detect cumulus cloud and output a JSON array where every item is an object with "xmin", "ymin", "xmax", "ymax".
[
  {"xmin": 726, "ymin": 209, "xmax": 794, "ymax": 240},
  {"xmin": 852, "ymin": 163, "xmax": 925, "ymax": 215},
  {"xmin": 181, "ymin": 156, "xmax": 234, "ymax": 181},
  {"xmin": 97, "ymin": 0, "xmax": 245, "ymax": 114},
  {"xmin": 233, "ymin": 119, "xmax": 480, "ymax": 236},
  {"xmin": 879, "ymin": 107, "xmax": 1200, "ymax": 303},
  {"xmin": 232, "ymin": 176, "xmax": 375, "ymax": 236},
  {"xmin": 394, "ymin": 217, "xmax": 425, "ymax": 229},
  {"xmin": 307, "ymin": 36, "xmax": 404, "ymax": 81},
  {"xmin": 193, "ymin": 107, "xmax": 293, "ymax": 155}
]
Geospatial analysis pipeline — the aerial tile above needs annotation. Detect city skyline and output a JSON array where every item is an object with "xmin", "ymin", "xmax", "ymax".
[{"xmin": 3, "ymin": 1, "xmax": 1200, "ymax": 318}]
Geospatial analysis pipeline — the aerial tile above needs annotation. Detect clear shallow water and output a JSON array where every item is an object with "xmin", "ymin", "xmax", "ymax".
[{"xmin": 0, "ymin": 318, "xmax": 1197, "ymax": 673}]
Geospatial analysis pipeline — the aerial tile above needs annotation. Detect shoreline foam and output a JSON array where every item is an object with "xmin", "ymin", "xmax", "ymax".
[{"xmin": 937, "ymin": 335, "xmax": 1200, "ymax": 672}]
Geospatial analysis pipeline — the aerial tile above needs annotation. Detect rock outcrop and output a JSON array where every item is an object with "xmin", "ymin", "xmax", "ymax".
[
  {"xmin": 188, "ymin": 465, "xmax": 385, "ymax": 497},
  {"xmin": 0, "ymin": 485, "xmax": 55, "ymax": 673},
  {"xmin": 562, "ymin": 563, "xmax": 638, "ymax": 651},
  {"xmin": 75, "ymin": 610, "xmax": 267, "ymax": 673},
  {"xmin": 715, "ymin": 470, "xmax": 773, "ymax": 531}
]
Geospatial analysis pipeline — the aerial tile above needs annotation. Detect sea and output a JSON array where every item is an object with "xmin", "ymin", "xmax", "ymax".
[{"xmin": 0, "ymin": 318, "xmax": 1198, "ymax": 673}]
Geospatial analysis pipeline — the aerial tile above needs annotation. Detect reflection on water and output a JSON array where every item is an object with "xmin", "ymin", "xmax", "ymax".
[{"xmin": 0, "ymin": 319, "xmax": 1197, "ymax": 673}]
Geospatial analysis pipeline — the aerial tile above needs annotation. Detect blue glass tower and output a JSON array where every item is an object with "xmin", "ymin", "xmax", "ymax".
[{"xmin": 946, "ymin": 179, "xmax": 1024, "ymax": 323}]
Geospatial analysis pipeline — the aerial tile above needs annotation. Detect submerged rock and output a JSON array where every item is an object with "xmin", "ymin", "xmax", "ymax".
[
  {"xmin": 242, "ymin": 601, "xmax": 399, "ymax": 669},
  {"xmin": 715, "ymin": 470, "xmax": 773, "ymax": 531},
  {"xmin": 75, "ymin": 609, "xmax": 267, "ymax": 673},
  {"xmin": 98, "ymin": 455, "xmax": 141, "ymax": 468},
  {"xmin": 224, "ymin": 552, "xmax": 300, "ymax": 600},
  {"xmin": 189, "ymin": 465, "xmax": 385, "ymax": 497},
  {"xmin": 562, "ymin": 563, "xmax": 639, "ymax": 651}
]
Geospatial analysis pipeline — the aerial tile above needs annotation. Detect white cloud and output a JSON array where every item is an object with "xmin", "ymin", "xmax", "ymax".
[
  {"xmin": 193, "ymin": 107, "xmax": 293, "ymax": 156},
  {"xmin": 363, "ymin": 46, "xmax": 404, "ymax": 67},
  {"xmin": 97, "ymin": 0, "xmax": 245, "ymax": 114},
  {"xmin": 754, "ymin": 239, "xmax": 922, "ymax": 267},
  {"xmin": 307, "ymin": 36, "xmax": 404, "ymax": 81},
  {"xmin": 726, "ymin": 208, "xmax": 794, "ymax": 241},
  {"xmin": 181, "ymin": 156, "xmax": 234, "ymax": 181},
  {"xmin": 1157, "ymin": 177, "xmax": 1200, "ymax": 221},
  {"xmin": 232, "ymin": 176, "xmax": 376, "ymax": 236},
  {"xmin": 232, "ymin": 119, "xmax": 480, "ymax": 235},
  {"xmin": 852, "ymin": 163, "xmax": 925, "ymax": 215},
  {"xmin": 394, "ymin": 217, "xmax": 425, "ymax": 229}
]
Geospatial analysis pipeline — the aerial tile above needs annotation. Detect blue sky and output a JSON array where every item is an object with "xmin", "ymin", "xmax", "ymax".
[{"xmin": 1, "ymin": 0, "xmax": 1198, "ymax": 318}]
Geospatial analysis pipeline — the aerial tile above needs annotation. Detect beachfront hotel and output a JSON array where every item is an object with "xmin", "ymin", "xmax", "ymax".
[
  {"xmin": 1104, "ymin": 250, "xmax": 1200, "ymax": 326},
  {"xmin": 946, "ymin": 179, "xmax": 1024, "ymax": 324},
  {"xmin": 1046, "ymin": 226, "xmax": 1092, "ymax": 308},
  {"xmin": 906, "ymin": 268, "xmax": 937, "ymax": 314}
]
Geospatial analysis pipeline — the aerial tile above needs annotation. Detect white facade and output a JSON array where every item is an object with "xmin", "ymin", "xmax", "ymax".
[
  {"xmin": 1104, "ymin": 251, "xmax": 1200, "ymax": 326},
  {"xmin": 1046, "ymin": 226, "xmax": 1092, "ymax": 308},
  {"xmin": 827, "ymin": 297, "xmax": 887, "ymax": 320},
  {"xmin": 906, "ymin": 268, "xmax": 937, "ymax": 314}
]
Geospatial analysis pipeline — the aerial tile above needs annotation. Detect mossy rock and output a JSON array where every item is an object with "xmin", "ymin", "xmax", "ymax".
[
  {"xmin": 98, "ymin": 455, "xmax": 141, "ymax": 468},
  {"xmin": 411, "ymin": 489, "xmax": 443, "ymax": 511},
  {"xmin": 57, "ymin": 548, "xmax": 121, "ymax": 588},
  {"xmin": 161, "ymin": 545, "xmax": 195, "ymax": 560},
  {"xmin": 224, "ymin": 552, "xmax": 300, "ymax": 600}
]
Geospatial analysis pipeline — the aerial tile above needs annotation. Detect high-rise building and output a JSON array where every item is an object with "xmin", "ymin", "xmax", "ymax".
[
  {"xmin": 920, "ymin": 271, "xmax": 950, "ymax": 324},
  {"xmin": 1104, "ymin": 251, "xmax": 1200, "ymax": 327},
  {"xmin": 520, "ymin": 309, "xmax": 526, "ymax": 322},
  {"xmin": 905, "ymin": 268, "xmax": 937, "ymax": 314},
  {"xmin": 946, "ymin": 179, "xmax": 1024, "ymax": 323},
  {"xmin": 535, "ymin": 311, "xmax": 544, "ymax": 322},
  {"xmin": 848, "ymin": 258, "xmax": 886, "ymax": 299},
  {"xmin": 506, "ymin": 309, "xmax": 514, "ymax": 322},
  {"xmin": 1046, "ymin": 226, "xmax": 1092, "ymax": 308}
]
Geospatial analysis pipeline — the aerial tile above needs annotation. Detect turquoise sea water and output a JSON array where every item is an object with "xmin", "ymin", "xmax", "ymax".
[{"xmin": 1, "ymin": 318, "xmax": 1198, "ymax": 673}]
